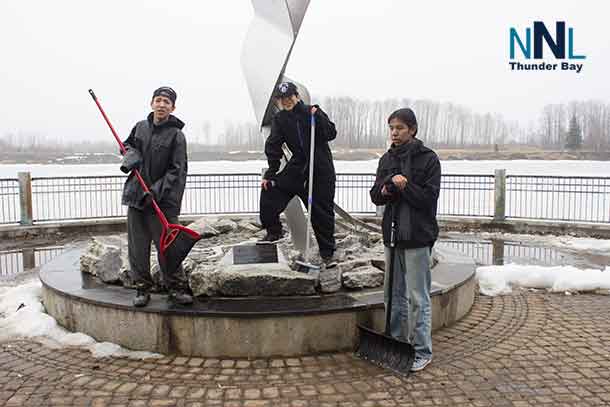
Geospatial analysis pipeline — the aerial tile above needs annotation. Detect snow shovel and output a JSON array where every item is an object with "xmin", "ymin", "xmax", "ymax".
[
  {"xmin": 295, "ymin": 111, "xmax": 320, "ymax": 273},
  {"xmin": 355, "ymin": 202, "xmax": 415, "ymax": 375},
  {"xmin": 88, "ymin": 89, "xmax": 201, "ymax": 272}
]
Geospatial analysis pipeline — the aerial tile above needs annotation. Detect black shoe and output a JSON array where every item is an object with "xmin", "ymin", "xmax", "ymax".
[
  {"xmin": 133, "ymin": 289, "xmax": 151, "ymax": 307},
  {"xmin": 257, "ymin": 230, "xmax": 285, "ymax": 244},
  {"xmin": 168, "ymin": 291, "xmax": 193, "ymax": 305}
]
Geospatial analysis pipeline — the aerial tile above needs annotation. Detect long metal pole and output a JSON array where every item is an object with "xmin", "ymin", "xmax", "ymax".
[{"xmin": 304, "ymin": 113, "xmax": 316, "ymax": 262}]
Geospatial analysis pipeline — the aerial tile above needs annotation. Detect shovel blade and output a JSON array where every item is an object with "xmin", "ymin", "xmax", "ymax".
[
  {"xmin": 356, "ymin": 324, "xmax": 415, "ymax": 376},
  {"xmin": 159, "ymin": 224, "xmax": 202, "ymax": 273}
]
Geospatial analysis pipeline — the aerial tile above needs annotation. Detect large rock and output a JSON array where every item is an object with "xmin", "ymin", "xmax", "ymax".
[
  {"xmin": 237, "ymin": 220, "xmax": 261, "ymax": 233},
  {"xmin": 80, "ymin": 236, "xmax": 127, "ymax": 284},
  {"xmin": 342, "ymin": 265, "xmax": 384, "ymax": 289},
  {"xmin": 319, "ymin": 266, "xmax": 341, "ymax": 293},
  {"xmin": 187, "ymin": 218, "xmax": 220, "ymax": 238},
  {"xmin": 189, "ymin": 265, "xmax": 223, "ymax": 297},
  {"xmin": 337, "ymin": 259, "xmax": 370, "ymax": 274},
  {"xmin": 213, "ymin": 219, "xmax": 239, "ymax": 234},
  {"xmin": 190, "ymin": 263, "xmax": 317, "ymax": 297}
]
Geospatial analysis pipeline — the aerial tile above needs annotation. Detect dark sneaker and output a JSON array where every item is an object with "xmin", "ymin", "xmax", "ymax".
[
  {"xmin": 257, "ymin": 230, "xmax": 285, "ymax": 244},
  {"xmin": 321, "ymin": 254, "xmax": 338, "ymax": 269},
  {"xmin": 410, "ymin": 356, "xmax": 432, "ymax": 372},
  {"xmin": 168, "ymin": 291, "xmax": 193, "ymax": 305},
  {"xmin": 133, "ymin": 289, "xmax": 150, "ymax": 307}
]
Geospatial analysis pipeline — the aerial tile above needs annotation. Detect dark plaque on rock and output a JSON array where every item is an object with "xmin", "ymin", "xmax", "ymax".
[{"xmin": 233, "ymin": 244, "xmax": 278, "ymax": 265}]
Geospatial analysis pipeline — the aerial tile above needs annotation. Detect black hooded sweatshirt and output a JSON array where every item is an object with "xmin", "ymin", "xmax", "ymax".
[
  {"xmin": 263, "ymin": 101, "xmax": 337, "ymax": 192},
  {"xmin": 370, "ymin": 139, "xmax": 441, "ymax": 249},
  {"xmin": 121, "ymin": 113, "xmax": 187, "ymax": 217}
]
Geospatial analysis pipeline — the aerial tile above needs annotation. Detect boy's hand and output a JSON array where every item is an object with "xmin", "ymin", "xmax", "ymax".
[
  {"xmin": 140, "ymin": 191, "xmax": 154, "ymax": 208},
  {"xmin": 310, "ymin": 106, "xmax": 318, "ymax": 115},
  {"xmin": 261, "ymin": 179, "xmax": 272, "ymax": 190},
  {"xmin": 392, "ymin": 174, "xmax": 408, "ymax": 190}
]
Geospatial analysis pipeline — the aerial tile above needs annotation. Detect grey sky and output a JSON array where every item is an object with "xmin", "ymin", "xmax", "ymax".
[{"xmin": 1, "ymin": 0, "xmax": 608, "ymax": 143}]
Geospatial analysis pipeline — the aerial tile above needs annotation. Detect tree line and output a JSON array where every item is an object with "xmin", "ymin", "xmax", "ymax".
[
  {"xmin": 217, "ymin": 97, "xmax": 609, "ymax": 150},
  {"xmin": 2, "ymin": 98, "xmax": 608, "ymax": 152}
]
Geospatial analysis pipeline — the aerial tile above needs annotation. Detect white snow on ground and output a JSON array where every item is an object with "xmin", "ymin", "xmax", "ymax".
[
  {"xmin": 477, "ymin": 264, "xmax": 610, "ymax": 297},
  {"xmin": 447, "ymin": 231, "xmax": 610, "ymax": 256},
  {"xmin": 0, "ymin": 279, "xmax": 161, "ymax": 359}
]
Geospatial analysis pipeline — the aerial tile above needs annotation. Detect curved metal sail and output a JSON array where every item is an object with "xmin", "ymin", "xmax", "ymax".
[{"xmin": 241, "ymin": 0, "xmax": 311, "ymax": 129}]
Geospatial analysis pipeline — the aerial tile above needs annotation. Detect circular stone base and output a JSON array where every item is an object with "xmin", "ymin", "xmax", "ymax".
[{"xmin": 40, "ymin": 246, "xmax": 475, "ymax": 357}]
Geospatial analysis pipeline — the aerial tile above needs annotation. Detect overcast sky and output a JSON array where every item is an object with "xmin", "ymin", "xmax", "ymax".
[{"xmin": 1, "ymin": 0, "xmax": 608, "ymax": 143}]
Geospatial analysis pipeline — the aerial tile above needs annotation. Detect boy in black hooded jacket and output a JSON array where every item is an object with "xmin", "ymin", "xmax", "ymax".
[
  {"xmin": 370, "ymin": 107, "xmax": 441, "ymax": 373},
  {"xmin": 120, "ymin": 86, "xmax": 192, "ymax": 307}
]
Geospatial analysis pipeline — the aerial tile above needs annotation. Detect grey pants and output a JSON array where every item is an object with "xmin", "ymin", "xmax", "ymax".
[
  {"xmin": 127, "ymin": 206, "xmax": 185, "ymax": 292},
  {"xmin": 384, "ymin": 246, "xmax": 433, "ymax": 359}
]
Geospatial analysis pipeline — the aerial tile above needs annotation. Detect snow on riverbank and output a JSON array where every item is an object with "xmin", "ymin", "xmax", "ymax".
[
  {"xmin": 2, "ymin": 159, "xmax": 610, "ymax": 178},
  {"xmin": 0, "ymin": 280, "xmax": 161, "ymax": 359}
]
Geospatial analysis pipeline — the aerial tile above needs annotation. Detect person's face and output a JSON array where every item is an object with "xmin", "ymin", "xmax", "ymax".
[
  {"xmin": 150, "ymin": 96, "xmax": 175, "ymax": 122},
  {"xmin": 278, "ymin": 94, "xmax": 299, "ymax": 111},
  {"xmin": 389, "ymin": 118, "xmax": 416, "ymax": 146}
]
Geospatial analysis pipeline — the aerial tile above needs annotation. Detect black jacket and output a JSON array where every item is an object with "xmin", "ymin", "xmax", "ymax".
[
  {"xmin": 121, "ymin": 113, "xmax": 188, "ymax": 217},
  {"xmin": 370, "ymin": 139, "xmax": 441, "ymax": 249},
  {"xmin": 263, "ymin": 101, "xmax": 336, "ymax": 192}
]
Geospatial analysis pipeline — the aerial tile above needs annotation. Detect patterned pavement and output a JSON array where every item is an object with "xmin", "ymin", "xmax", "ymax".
[{"xmin": 1, "ymin": 290, "xmax": 610, "ymax": 406}]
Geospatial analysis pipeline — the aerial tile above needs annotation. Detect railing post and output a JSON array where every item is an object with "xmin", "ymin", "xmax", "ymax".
[
  {"xmin": 22, "ymin": 248, "xmax": 36, "ymax": 270},
  {"xmin": 375, "ymin": 205, "xmax": 385, "ymax": 217},
  {"xmin": 18, "ymin": 172, "xmax": 33, "ymax": 226},
  {"xmin": 494, "ymin": 169, "xmax": 506, "ymax": 222},
  {"xmin": 491, "ymin": 239, "xmax": 505, "ymax": 265}
]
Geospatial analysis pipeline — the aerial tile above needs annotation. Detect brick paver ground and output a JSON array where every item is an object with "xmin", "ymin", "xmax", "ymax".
[{"xmin": 1, "ymin": 291, "xmax": 610, "ymax": 406}]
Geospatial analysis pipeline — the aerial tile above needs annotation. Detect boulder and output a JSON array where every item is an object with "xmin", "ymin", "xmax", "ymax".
[
  {"xmin": 190, "ymin": 263, "xmax": 317, "ymax": 297},
  {"xmin": 80, "ymin": 236, "xmax": 127, "ymax": 284},
  {"xmin": 319, "ymin": 266, "xmax": 341, "ymax": 293},
  {"xmin": 342, "ymin": 265, "xmax": 384, "ymax": 289},
  {"xmin": 213, "ymin": 219, "xmax": 239, "ymax": 234}
]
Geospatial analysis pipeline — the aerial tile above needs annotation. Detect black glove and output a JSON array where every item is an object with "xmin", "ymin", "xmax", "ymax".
[{"xmin": 120, "ymin": 148, "xmax": 142, "ymax": 174}]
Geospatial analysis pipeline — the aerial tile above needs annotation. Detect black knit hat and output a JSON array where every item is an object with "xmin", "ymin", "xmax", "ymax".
[
  {"xmin": 152, "ymin": 86, "xmax": 177, "ymax": 105},
  {"xmin": 273, "ymin": 82, "xmax": 298, "ymax": 98}
]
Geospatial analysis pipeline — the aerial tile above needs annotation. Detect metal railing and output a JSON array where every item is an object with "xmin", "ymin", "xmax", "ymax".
[
  {"xmin": 182, "ymin": 173, "xmax": 261, "ymax": 215},
  {"xmin": 3, "ymin": 171, "xmax": 610, "ymax": 226},
  {"xmin": 32, "ymin": 176, "xmax": 126, "ymax": 222},
  {"xmin": 439, "ymin": 174, "xmax": 495, "ymax": 217},
  {"xmin": 506, "ymin": 175, "xmax": 610, "ymax": 223},
  {"xmin": 0, "ymin": 246, "xmax": 65, "ymax": 278},
  {"xmin": 0, "ymin": 179, "xmax": 20, "ymax": 225}
]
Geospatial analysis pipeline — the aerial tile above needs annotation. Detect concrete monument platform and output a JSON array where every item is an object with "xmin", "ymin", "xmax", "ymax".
[{"xmin": 40, "ymin": 245, "xmax": 476, "ymax": 358}]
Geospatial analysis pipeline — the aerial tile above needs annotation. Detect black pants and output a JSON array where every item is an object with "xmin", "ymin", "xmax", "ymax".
[
  {"xmin": 260, "ymin": 177, "xmax": 336, "ymax": 258},
  {"xmin": 127, "ymin": 206, "xmax": 185, "ymax": 292}
]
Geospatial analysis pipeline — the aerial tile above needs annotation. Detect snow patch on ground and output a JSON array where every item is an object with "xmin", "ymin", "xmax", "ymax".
[
  {"xmin": 0, "ymin": 279, "xmax": 161, "ymax": 359},
  {"xmin": 477, "ymin": 264, "xmax": 610, "ymax": 296}
]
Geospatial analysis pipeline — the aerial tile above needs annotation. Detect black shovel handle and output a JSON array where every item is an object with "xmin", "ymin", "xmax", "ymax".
[{"xmin": 384, "ymin": 202, "xmax": 397, "ymax": 336}]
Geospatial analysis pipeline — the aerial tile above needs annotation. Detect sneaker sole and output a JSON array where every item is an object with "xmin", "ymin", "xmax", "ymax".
[{"xmin": 410, "ymin": 358, "xmax": 432, "ymax": 372}]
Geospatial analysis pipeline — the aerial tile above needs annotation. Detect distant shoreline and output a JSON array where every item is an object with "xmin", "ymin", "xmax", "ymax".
[{"xmin": 1, "ymin": 148, "xmax": 608, "ymax": 164}]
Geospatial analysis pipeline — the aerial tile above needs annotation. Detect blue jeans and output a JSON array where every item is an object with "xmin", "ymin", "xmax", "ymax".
[{"xmin": 384, "ymin": 246, "xmax": 432, "ymax": 359}]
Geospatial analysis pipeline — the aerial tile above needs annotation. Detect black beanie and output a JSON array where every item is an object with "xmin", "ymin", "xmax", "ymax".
[{"xmin": 152, "ymin": 86, "xmax": 177, "ymax": 105}]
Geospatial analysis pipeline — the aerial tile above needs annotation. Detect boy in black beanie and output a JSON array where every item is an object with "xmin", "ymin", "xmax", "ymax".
[{"xmin": 120, "ymin": 86, "xmax": 192, "ymax": 307}]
